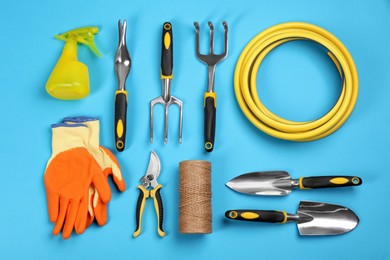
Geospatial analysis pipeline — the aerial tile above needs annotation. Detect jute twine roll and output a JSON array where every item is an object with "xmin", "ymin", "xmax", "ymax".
[{"xmin": 179, "ymin": 160, "xmax": 212, "ymax": 234}]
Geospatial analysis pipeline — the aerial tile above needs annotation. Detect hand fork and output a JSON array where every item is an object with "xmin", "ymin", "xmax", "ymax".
[
  {"xmin": 194, "ymin": 21, "xmax": 228, "ymax": 152},
  {"xmin": 150, "ymin": 22, "xmax": 183, "ymax": 144}
]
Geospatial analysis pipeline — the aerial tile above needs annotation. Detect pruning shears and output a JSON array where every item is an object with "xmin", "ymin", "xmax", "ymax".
[{"xmin": 133, "ymin": 151, "xmax": 165, "ymax": 237}]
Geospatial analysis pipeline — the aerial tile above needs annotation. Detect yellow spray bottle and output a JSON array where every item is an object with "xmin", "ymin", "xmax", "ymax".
[{"xmin": 45, "ymin": 27, "xmax": 102, "ymax": 100}]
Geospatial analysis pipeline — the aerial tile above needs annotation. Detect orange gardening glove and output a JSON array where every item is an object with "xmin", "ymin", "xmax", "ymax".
[
  {"xmin": 93, "ymin": 146, "xmax": 125, "ymax": 225},
  {"xmin": 63, "ymin": 117, "xmax": 126, "ymax": 226},
  {"xmin": 44, "ymin": 124, "xmax": 111, "ymax": 239}
]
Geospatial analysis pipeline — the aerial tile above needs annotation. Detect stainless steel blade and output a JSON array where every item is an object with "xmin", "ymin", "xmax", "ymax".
[
  {"xmin": 297, "ymin": 201, "xmax": 359, "ymax": 236},
  {"xmin": 141, "ymin": 151, "xmax": 161, "ymax": 188},
  {"xmin": 115, "ymin": 20, "xmax": 131, "ymax": 91},
  {"xmin": 226, "ymin": 171, "xmax": 296, "ymax": 196}
]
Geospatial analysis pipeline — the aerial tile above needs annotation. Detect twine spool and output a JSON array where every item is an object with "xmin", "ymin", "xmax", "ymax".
[{"xmin": 179, "ymin": 160, "xmax": 212, "ymax": 234}]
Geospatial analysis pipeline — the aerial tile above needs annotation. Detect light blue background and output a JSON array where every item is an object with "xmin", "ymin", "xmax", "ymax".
[{"xmin": 1, "ymin": 0, "xmax": 389, "ymax": 259}]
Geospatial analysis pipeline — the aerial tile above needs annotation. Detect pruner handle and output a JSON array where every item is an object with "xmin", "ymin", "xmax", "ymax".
[
  {"xmin": 151, "ymin": 184, "xmax": 165, "ymax": 237},
  {"xmin": 133, "ymin": 185, "xmax": 148, "ymax": 237}
]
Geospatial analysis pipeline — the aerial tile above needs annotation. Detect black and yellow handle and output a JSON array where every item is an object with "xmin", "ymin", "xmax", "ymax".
[
  {"xmin": 161, "ymin": 22, "xmax": 173, "ymax": 79},
  {"xmin": 115, "ymin": 90, "xmax": 128, "ymax": 152},
  {"xmin": 150, "ymin": 184, "xmax": 165, "ymax": 237},
  {"xmin": 204, "ymin": 92, "xmax": 216, "ymax": 152},
  {"xmin": 225, "ymin": 210, "xmax": 288, "ymax": 224},
  {"xmin": 133, "ymin": 185, "xmax": 148, "ymax": 238},
  {"xmin": 299, "ymin": 176, "xmax": 362, "ymax": 190}
]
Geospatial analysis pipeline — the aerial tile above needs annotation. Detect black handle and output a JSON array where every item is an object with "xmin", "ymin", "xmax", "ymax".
[
  {"xmin": 204, "ymin": 94, "xmax": 216, "ymax": 152},
  {"xmin": 133, "ymin": 186, "xmax": 147, "ymax": 237},
  {"xmin": 152, "ymin": 185, "xmax": 165, "ymax": 237},
  {"xmin": 161, "ymin": 22, "xmax": 173, "ymax": 78},
  {"xmin": 115, "ymin": 91, "xmax": 127, "ymax": 152},
  {"xmin": 225, "ymin": 210, "xmax": 287, "ymax": 223},
  {"xmin": 300, "ymin": 176, "xmax": 362, "ymax": 189}
]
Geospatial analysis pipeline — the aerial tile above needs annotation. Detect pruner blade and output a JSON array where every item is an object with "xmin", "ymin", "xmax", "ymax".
[{"xmin": 141, "ymin": 151, "xmax": 160, "ymax": 188}]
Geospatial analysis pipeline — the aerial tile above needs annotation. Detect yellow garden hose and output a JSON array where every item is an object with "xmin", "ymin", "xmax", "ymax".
[{"xmin": 234, "ymin": 22, "xmax": 358, "ymax": 141}]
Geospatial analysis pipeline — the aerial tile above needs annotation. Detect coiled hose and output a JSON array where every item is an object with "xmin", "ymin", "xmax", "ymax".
[{"xmin": 234, "ymin": 22, "xmax": 358, "ymax": 141}]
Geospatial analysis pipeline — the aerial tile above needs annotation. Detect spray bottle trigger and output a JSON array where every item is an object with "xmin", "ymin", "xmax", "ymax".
[{"xmin": 84, "ymin": 37, "xmax": 102, "ymax": 57}]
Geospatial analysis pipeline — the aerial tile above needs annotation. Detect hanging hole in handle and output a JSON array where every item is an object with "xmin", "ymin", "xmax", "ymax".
[
  {"xmin": 116, "ymin": 141, "xmax": 124, "ymax": 149},
  {"xmin": 352, "ymin": 177, "xmax": 360, "ymax": 185},
  {"xmin": 205, "ymin": 142, "xmax": 213, "ymax": 150},
  {"xmin": 229, "ymin": 211, "xmax": 238, "ymax": 219}
]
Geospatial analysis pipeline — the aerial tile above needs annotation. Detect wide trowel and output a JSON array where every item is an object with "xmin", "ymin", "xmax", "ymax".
[
  {"xmin": 226, "ymin": 171, "xmax": 362, "ymax": 196},
  {"xmin": 225, "ymin": 201, "xmax": 359, "ymax": 236}
]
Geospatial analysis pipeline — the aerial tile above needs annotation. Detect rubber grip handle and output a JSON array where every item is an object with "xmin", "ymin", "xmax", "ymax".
[
  {"xmin": 300, "ymin": 176, "xmax": 362, "ymax": 189},
  {"xmin": 204, "ymin": 94, "xmax": 216, "ymax": 152},
  {"xmin": 151, "ymin": 184, "xmax": 165, "ymax": 237},
  {"xmin": 133, "ymin": 185, "xmax": 148, "ymax": 237},
  {"xmin": 161, "ymin": 22, "xmax": 173, "ymax": 78},
  {"xmin": 225, "ymin": 210, "xmax": 287, "ymax": 224},
  {"xmin": 115, "ymin": 91, "xmax": 127, "ymax": 152}
]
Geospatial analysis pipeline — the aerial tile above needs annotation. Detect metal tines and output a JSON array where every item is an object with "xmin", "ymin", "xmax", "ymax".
[
  {"xmin": 194, "ymin": 21, "xmax": 228, "ymax": 92},
  {"xmin": 150, "ymin": 83, "xmax": 183, "ymax": 144}
]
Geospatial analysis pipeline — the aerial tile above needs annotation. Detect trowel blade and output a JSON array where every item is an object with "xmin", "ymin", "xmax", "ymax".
[
  {"xmin": 297, "ymin": 201, "xmax": 359, "ymax": 236},
  {"xmin": 226, "ymin": 171, "xmax": 293, "ymax": 196}
]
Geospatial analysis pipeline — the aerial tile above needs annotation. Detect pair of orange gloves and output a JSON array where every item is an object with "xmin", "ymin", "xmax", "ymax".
[{"xmin": 44, "ymin": 117, "xmax": 126, "ymax": 239}]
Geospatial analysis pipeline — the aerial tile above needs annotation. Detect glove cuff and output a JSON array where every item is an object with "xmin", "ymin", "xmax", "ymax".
[
  {"xmin": 63, "ymin": 116, "xmax": 99, "ymax": 123},
  {"xmin": 63, "ymin": 116, "xmax": 100, "ymax": 148},
  {"xmin": 51, "ymin": 124, "xmax": 89, "ymax": 155}
]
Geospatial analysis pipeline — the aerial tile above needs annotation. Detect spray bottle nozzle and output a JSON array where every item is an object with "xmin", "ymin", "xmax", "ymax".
[{"xmin": 54, "ymin": 26, "xmax": 102, "ymax": 57}]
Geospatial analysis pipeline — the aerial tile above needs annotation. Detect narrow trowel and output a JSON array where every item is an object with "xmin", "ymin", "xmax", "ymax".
[
  {"xmin": 225, "ymin": 201, "xmax": 359, "ymax": 236},
  {"xmin": 226, "ymin": 171, "xmax": 362, "ymax": 196}
]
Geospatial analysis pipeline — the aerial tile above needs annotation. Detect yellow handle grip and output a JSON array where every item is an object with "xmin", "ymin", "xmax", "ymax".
[
  {"xmin": 133, "ymin": 185, "xmax": 148, "ymax": 238},
  {"xmin": 151, "ymin": 184, "xmax": 165, "ymax": 237}
]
